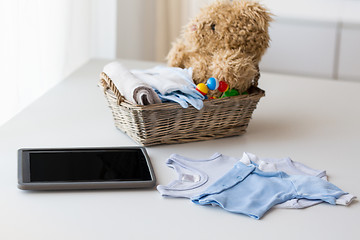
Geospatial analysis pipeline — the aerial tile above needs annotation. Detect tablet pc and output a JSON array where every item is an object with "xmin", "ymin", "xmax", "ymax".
[{"xmin": 18, "ymin": 147, "xmax": 156, "ymax": 190}]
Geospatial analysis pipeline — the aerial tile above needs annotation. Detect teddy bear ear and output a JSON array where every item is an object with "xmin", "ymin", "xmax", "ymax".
[{"xmin": 234, "ymin": 0, "xmax": 273, "ymax": 31}]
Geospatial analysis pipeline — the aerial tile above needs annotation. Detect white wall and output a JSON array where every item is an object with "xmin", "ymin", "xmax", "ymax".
[
  {"xmin": 116, "ymin": 0, "xmax": 157, "ymax": 61},
  {"xmin": 260, "ymin": 19, "xmax": 338, "ymax": 79},
  {"xmin": 115, "ymin": 0, "xmax": 215, "ymax": 62},
  {"xmin": 91, "ymin": 0, "xmax": 117, "ymax": 59},
  {"xmin": 0, "ymin": 0, "xmax": 117, "ymax": 127},
  {"xmin": 260, "ymin": 0, "xmax": 360, "ymax": 81},
  {"xmin": 338, "ymin": 23, "xmax": 360, "ymax": 80}
]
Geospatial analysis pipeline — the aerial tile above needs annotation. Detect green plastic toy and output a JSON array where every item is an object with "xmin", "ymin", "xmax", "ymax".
[{"xmin": 221, "ymin": 89, "xmax": 239, "ymax": 98}]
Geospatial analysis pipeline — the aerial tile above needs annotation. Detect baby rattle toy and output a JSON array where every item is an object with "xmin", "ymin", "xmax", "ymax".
[{"xmin": 196, "ymin": 77, "xmax": 242, "ymax": 99}]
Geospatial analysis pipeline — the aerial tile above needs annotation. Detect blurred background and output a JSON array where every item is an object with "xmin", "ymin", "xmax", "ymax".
[{"xmin": 1, "ymin": 0, "xmax": 359, "ymax": 126}]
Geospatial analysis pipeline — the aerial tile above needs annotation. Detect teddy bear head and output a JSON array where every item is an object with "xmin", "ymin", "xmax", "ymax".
[{"xmin": 182, "ymin": 0, "xmax": 272, "ymax": 62}]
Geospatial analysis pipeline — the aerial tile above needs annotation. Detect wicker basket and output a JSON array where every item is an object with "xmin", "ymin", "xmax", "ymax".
[{"xmin": 99, "ymin": 72, "xmax": 265, "ymax": 146}]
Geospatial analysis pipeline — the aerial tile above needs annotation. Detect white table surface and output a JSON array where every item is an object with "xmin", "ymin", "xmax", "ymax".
[{"xmin": 1, "ymin": 59, "xmax": 359, "ymax": 240}]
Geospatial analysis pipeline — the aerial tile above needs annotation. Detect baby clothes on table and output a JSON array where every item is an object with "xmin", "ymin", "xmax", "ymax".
[
  {"xmin": 158, "ymin": 152, "xmax": 334, "ymax": 209},
  {"xmin": 157, "ymin": 153, "xmax": 240, "ymax": 199},
  {"xmin": 158, "ymin": 152, "xmax": 356, "ymax": 212},
  {"xmin": 191, "ymin": 161, "xmax": 353, "ymax": 220}
]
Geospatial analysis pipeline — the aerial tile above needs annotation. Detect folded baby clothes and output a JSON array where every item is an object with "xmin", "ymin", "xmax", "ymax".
[
  {"xmin": 131, "ymin": 66, "xmax": 204, "ymax": 110},
  {"xmin": 131, "ymin": 66, "xmax": 196, "ymax": 95},
  {"xmin": 158, "ymin": 152, "xmax": 356, "ymax": 211},
  {"xmin": 103, "ymin": 62, "xmax": 161, "ymax": 105},
  {"xmin": 154, "ymin": 90, "xmax": 204, "ymax": 110},
  {"xmin": 103, "ymin": 62, "xmax": 205, "ymax": 109},
  {"xmin": 191, "ymin": 161, "xmax": 353, "ymax": 220}
]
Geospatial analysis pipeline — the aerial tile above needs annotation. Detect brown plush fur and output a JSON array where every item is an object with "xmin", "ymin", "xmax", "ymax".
[{"xmin": 167, "ymin": 0, "xmax": 272, "ymax": 97}]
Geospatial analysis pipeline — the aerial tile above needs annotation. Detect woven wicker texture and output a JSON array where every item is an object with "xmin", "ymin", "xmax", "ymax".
[{"xmin": 99, "ymin": 72, "xmax": 264, "ymax": 146}]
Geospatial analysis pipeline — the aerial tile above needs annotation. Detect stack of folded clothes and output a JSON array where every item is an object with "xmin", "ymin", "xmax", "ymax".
[
  {"xmin": 103, "ymin": 62, "xmax": 205, "ymax": 110},
  {"xmin": 157, "ymin": 152, "xmax": 356, "ymax": 219}
]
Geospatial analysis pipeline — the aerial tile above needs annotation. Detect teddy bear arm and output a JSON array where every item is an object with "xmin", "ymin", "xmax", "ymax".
[
  {"xmin": 210, "ymin": 51, "xmax": 258, "ymax": 93},
  {"xmin": 167, "ymin": 41, "xmax": 189, "ymax": 68}
]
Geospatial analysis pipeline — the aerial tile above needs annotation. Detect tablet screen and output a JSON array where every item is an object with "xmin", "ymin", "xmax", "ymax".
[{"xmin": 28, "ymin": 149, "xmax": 152, "ymax": 182}]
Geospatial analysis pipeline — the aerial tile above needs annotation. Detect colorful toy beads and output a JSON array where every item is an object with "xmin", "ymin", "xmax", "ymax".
[
  {"xmin": 206, "ymin": 77, "xmax": 219, "ymax": 90},
  {"xmin": 196, "ymin": 78, "xmax": 229, "ymax": 98},
  {"xmin": 217, "ymin": 81, "xmax": 229, "ymax": 93},
  {"xmin": 196, "ymin": 83, "xmax": 208, "ymax": 96}
]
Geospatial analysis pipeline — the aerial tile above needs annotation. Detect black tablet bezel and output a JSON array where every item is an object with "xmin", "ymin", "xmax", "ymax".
[{"xmin": 18, "ymin": 147, "xmax": 156, "ymax": 190}]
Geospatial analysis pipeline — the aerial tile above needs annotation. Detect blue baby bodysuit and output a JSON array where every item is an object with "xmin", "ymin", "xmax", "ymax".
[{"xmin": 191, "ymin": 161, "xmax": 348, "ymax": 220}]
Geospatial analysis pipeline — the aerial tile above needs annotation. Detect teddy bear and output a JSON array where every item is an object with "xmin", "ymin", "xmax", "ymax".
[{"xmin": 167, "ymin": 0, "xmax": 272, "ymax": 97}]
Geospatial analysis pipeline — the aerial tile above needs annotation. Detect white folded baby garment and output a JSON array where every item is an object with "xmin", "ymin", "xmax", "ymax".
[
  {"xmin": 131, "ymin": 66, "xmax": 204, "ymax": 110},
  {"xmin": 103, "ymin": 62, "xmax": 161, "ymax": 105},
  {"xmin": 131, "ymin": 66, "xmax": 195, "ymax": 95}
]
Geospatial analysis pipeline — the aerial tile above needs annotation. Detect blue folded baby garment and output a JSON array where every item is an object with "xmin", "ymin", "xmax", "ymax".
[{"xmin": 192, "ymin": 161, "xmax": 349, "ymax": 219}]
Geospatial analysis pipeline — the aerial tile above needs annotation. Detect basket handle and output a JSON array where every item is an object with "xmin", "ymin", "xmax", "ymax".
[{"xmin": 99, "ymin": 72, "xmax": 125, "ymax": 105}]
